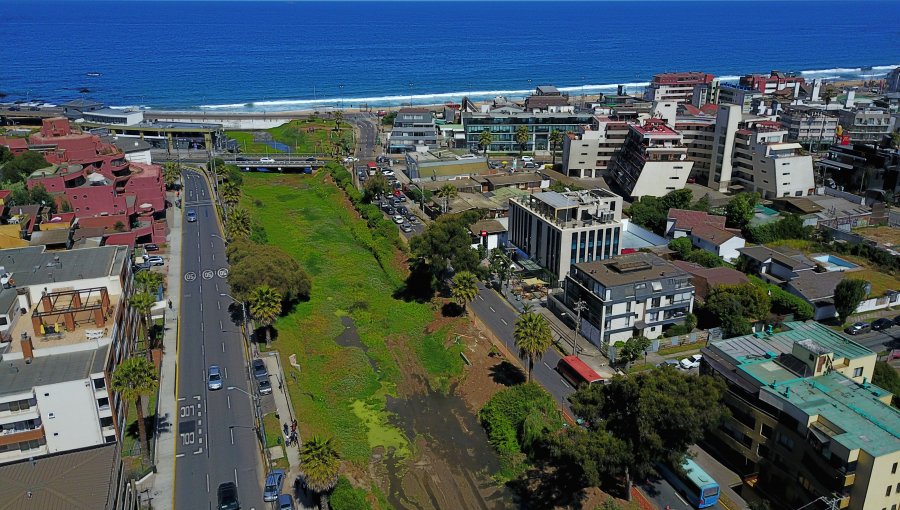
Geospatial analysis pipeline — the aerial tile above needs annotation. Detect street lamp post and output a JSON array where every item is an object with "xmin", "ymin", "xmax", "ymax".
[
  {"xmin": 572, "ymin": 300, "xmax": 587, "ymax": 357},
  {"xmin": 227, "ymin": 387, "xmax": 268, "ymax": 464}
]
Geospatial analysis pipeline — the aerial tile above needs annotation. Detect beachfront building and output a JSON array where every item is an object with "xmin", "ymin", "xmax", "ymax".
[
  {"xmin": 779, "ymin": 105, "xmax": 838, "ymax": 150},
  {"xmin": 561, "ymin": 116, "xmax": 632, "ymax": 178},
  {"xmin": 553, "ymin": 252, "xmax": 694, "ymax": 346},
  {"xmin": 644, "ymin": 72, "xmax": 715, "ymax": 104},
  {"xmin": 837, "ymin": 106, "xmax": 893, "ymax": 144},
  {"xmin": 701, "ymin": 321, "xmax": 899, "ymax": 510},
  {"xmin": 462, "ymin": 111, "xmax": 594, "ymax": 153},
  {"xmin": 387, "ymin": 108, "xmax": 439, "ymax": 153},
  {"xmin": 739, "ymin": 71, "xmax": 805, "ymax": 95},
  {"xmin": 507, "ymin": 188, "xmax": 624, "ymax": 282},
  {"xmin": 610, "ymin": 118, "xmax": 694, "ymax": 198},
  {"xmin": 718, "ymin": 84, "xmax": 764, "ymax": 114},
  {"xmin": 674, "ymin": 112, "xmax": 718, "ymax": 184},
  {"xmin": 0, "ymin": 245, "xmax": 143, "ymax": 465},
  {"xmin": 524, "ymin": 86, "xmax": 573, "ymax": 113}
]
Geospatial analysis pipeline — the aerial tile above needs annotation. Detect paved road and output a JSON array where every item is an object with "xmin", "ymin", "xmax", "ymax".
[
  {"xmin": 469, "ymin": 283, "xmax": 575, "ymax": 414},
  {"xmin": 849, "ymin": 326, "xmax": 900, "ymax": 352},
  {"xmin": 174, "ymin": 169, "xmax": 264, "ymax": 510}
]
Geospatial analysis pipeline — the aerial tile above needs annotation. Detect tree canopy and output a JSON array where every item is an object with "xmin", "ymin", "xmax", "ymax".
[
  {"xmin": 227, "ymin": 239, "xmax": 312, "ymax": 306},
  {"xmin": 0, "ymin": 151, "xmax": 49, "ymax": 183},
  {"xmin": 704, "ymin": 283, "xmax": 770, "ymax": 337},
  {"xmin": 724, "ymin": 192, "xmax": 758, "ymax": 230},
  {"xmin": 625, "ymin": 189, "xmax": 698, "ymax": 235},
  {"xmin": 514, "ymin": 312, "xmax": 553, "ymax": 382},
  {"xmin": 409, "ymin": 210, "xmax": 482, "ymax": 282},
  {"xmin": 559, "ymin": 369, "xmax": 726, "ymax": 495},
  {"xmin": 617, "ymin": 336, "xmax": 651, "ymax": 367},
  {"xmin": 834, "ymin": 278, "xmax": 868, "ymax": 324}
]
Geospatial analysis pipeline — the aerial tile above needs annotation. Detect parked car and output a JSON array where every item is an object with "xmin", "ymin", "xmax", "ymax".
[
  {"xmin": 147, "ymin": 255, "xmax": 164, "ymax": 266},
  {"xmin": 263, "ymin": 469, "xmax": 286, "ymax": 502},
  {"xmin": 396, "ymin": 193, "xmax": 407, "ymax": 202},
  {"xmin": 342, "ymin": 156, "xmax": 359, "ymax": 163},
  {"xmin": 217, "ymin": 482, "xmax": 239, "ymax": 510},
  {"xmin": 407, "ymin": 215, "xmax": 419, "ymax": 224},
  {"xmin": 277, "ymin": 494, "xmax": 295, "ymax": 510},
  {"xmin": 521, "ymin": 156, "xmax": 534, "ymax": 163},
  {"xmin": 385, "ymin": 207, "xmax": 396, "ymax": 215},
  {"xmin": 252, "ymin": 359, "xmax": 268, "ymax": 381},
  {"xmin": 186, "ymin": 209, "xmax": 197, "ymax": 222},
  {"xmin": 844, "ymin": 322, "xmax": 871, "ymax": 335},
  {"xmin": 679, "ymin": 354, "xmax": 702, "ymax": 370},
  {"xmin": 207, "ymin": 365, "xmax": 223, "ymax": 390},
  {"xmin": 871, "ymin": 318, "xmax": 894, "ymax": 331},
  {"xmin": 396, "ymin": 206, "xmax": 409, "ymax": 216},
  {"xmin": 658, "ymin": 359, "xmax": 680, "ymax": 369},
  {"xmin": 382, "ymin": 170, "xmax": 395, "ymax": 176},
  {"xmin": 259, "ymin": 157, "xmax": 275, "ymax": 163},
  {"xmin": 400, "ymin": 223, "xmax": 413, "ymax": 233},
  {"xmin": 257, "ymin": 377, "xmax": 272, "ymax": 396},
  {"xmin": 305, "ymin": 157, "xmax": 317, "ymax": 162},
  {"xmin": 392, "ymin": 215, "xmax": 405, "ymax": 224},
  {"xmin": 894, "ymin": 315, "xmax": 900, "ymax": 326},
  {"xmin": 143, "ymin": 243, "xmax": 159, "ymax": 252}
]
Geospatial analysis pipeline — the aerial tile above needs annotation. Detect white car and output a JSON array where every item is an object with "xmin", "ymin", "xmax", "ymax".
[
  {"xmin": 381, "ymin": 170, "xmax": 395, "ymax": 176},
  {"xmin": 259, "ymin": 157, "xmax": 275, "ymax": 163},
  {"xmin": 343, "ymin": 156, "xmax": 359, "ymax": 163},
  {"xmin": 521, "ymin": 156, "xmax": 534, "ymax": 163},
  {"xmin": 679, "ymin": 354, "xmax": 702, "ymax": 370},
  {"xmin": 392, "ymin": 215, "xmax": 404, "ymax": 224}
]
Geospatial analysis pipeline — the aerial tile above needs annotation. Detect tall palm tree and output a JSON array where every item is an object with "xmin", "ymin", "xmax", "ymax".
[
  {"xmin": 437, "ymin": 183, "xmax": 457, "ymax": 214},
  {"xmin": 135, "ymin": 271, "xmax": 163, "ymax": 296},
  {"xmin": 226, "ymin": 207, "xmax": 252, "ymax": 240},
  {"xmin": 515, "ymin": 125, "xmax": 530, "ymax": 157},
  {"xmin": 478, "ymin": 129, "xmax": 493, "ymax": 155},
  {"xmin": 111, "ymin": 356, "xmax": 159, "ymax": 460},
  {"xmin": 130, "ymin": 292, "xmax": 156, "ymax": 357},
  {"xmin": 548, "ymin": 129, "xmax": 563, "ymax": 168},
  {"xmin": 332, "ymin": 111, "xmax": 344, "ymax": 134},
  {"xmin": 299, "ymin": 435, "xmax": 341, "ymax": 510},
  {"xmin": 514, "ymin": 312, "xmax": 552, "ymax": 382},
  {"xmin": 220, "ymin": 181, "xmax": 241, "ymax": 209},
  {"xmin": 248, "ymin": 285, "xmax": 282, "ymax": 347},
  {"xmin": 451, "ymin": 271, "xmax": 479, "ymax": 314}
]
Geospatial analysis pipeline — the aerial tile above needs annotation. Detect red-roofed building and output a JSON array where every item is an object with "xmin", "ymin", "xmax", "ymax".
[
  {"xmin": 610, "ymin": 120, "xmax": 693, "ymax": 198},
  {"xmin": 644, "ymin": 71, "xmax": 715, "ymax": 103},
  {"xmin": 0, "ymin": 189, "xmax": 11, "ymax": 208},
  {"xmin": 665, "ymin": 208, "xmax": 745, "ymax": 262},
  {"xmin": 0, "ymin": 137, "xmax": 29, "ymax": 155},
  {"xmin": 671, "ymin": 260, "xmax": 749, "ymax": 299},
  {"xmin": 665, "ymin": 208, "xmax": 727, "ymax": 236},
  {"xmin": 739, "ymin": 71, "xmax": 805, "ymax": 95}
]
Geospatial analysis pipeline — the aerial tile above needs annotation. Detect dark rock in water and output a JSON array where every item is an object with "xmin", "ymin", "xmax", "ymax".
[{"xmin": 79, "ymin": 88, "xmax": 91, "ymax": 93}]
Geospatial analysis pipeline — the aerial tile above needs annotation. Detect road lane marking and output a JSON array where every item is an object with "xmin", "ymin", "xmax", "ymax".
[
  {"xmin": 234, "ymin": 468, "xmax": 238, "ymax": 486},
  {"xmin": 220, "ymin": 320, "xmax": 223, "ymax": 331},
  {"xmin": 193, "ymin": 448, "xmax": 203, "ymax": 455},
  {"xmin": 183, "ymin": 272, "xmax": 196, "ymax": 282},
  {"xmin": 206, "ymin": 474, "xmax": 210, "ymax": 493},
  {"xmin": 212, "ymin": 253, "xmax": 215, "ymax": 261},
  {"xmin": 200, "ymin": 322, "xmax": 204, "ymax": 332},
  {"xmin": 202, "ymin": 270, "xmax": 214, "ymax": 280},
  {"xmin": 200, "ymin": 302, "xmax": 203, "ymax": 313},
  {"xmin": 223, "ymin": 367, "xmax": 227, "ymax": 379},
  {"xmin": 215, "ymin": 283, "xmax": 219, "ymax": 292},
  {"xmin": 500, "ymin": 318, "xmax": 508, "ymax": 326},
  {"xmin": 543, "ymin": 362, "xmax": 553, "ymax": 369},
  {"xmin": 227, "ymin": 395, "xmax": 231, "ymax": 409},
  {"xmin": 230, "ymin": 428, "xmax": 234, "ymax": 445},
  {"xmin": 217, "ymin": 301, "xmax": 221, "ymax": 310},
  {"xmin": 222, "ymin": 341, "xmax": 225, "ymax": 352},
  {"xmin": 489, "ymin": 306, "xmax": 496, "ymax": 313},
  {"xmin": 175, "ymin": 453, "xmax": 185, "ymax": 458}
]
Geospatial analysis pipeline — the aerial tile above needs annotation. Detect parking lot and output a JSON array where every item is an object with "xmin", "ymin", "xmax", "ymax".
[{"xmin": 355, "ymin": 157, "xmax": 427, "ymax": 239}]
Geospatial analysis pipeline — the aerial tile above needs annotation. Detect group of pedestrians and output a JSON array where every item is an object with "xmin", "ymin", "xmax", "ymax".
[{"xmin": 283, "ymin": 419, "xmax": 299, "ymax": 447}]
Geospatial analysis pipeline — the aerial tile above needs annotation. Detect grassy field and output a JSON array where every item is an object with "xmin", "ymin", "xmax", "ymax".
[
  {"xmin": 854, "ymin": 225, "xmax": 900, "ymax": 247},
  {"xmin": 240, "ymin": 172, "xmax": 463, "ymax": 465},
  {"xmin": 227, "ymin": 117, "xmax": 353, "ymax": 155}
]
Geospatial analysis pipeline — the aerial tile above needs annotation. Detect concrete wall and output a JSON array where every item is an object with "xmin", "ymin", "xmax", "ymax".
[{"xmin": 37, "ymin": 379, "xmax": 104, "ymax": 455}]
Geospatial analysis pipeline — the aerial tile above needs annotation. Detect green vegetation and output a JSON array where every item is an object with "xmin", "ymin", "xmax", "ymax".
[
  {"xmin": 702, "ymin": 283, "xmax": 770, "ymax": 337},
  {"xmin": 662, "ymin": 313, "xmax": 698, "ymax": 338},
  {"xmin": 263, "ymin": 412, "xmax": 284, "ymax": 449},
  {"xmin": 112, "ymin": 357, "xmax": 159, "ymax": 461},
  {"xmin": 657, "ymin": 342, "xmax": 704, "ymax": 356},
  {"xmin": 298, "ymin": 435, "xmax": 341, "ymax": 509},
  {"xmin": 226, "ymin": 117, "xmax": 353, "ymax": 156},
  {"xmin": 617, "ymin": 336, "xmax": 652, "ymax": 368},
  {"xmin": 514, "ymin": 312, "xmax": 553, "ymax": 382},
  {"xmin": 478, "ymin": 382, "xmax": 563, "ymax": 481},
  {"xmin": 744, "ymin": 213, "xmax": 812, "ymax": 244},
  {"xmin": 226, "ymin": 239, "xmax": 312, "ymax": 305},
  {"xmin": 6, "ymin": 182, "xmax": 56, "ymax": 211},
  {"xmin": 416, "ymin": 326, "xmax": 465, "ymax": 393},
  {"xmin": 625, "ymin": 189, "xmax": 708, "ymax": 235},
  {"xmin": 668, "ymin": 237, "xmax": 724, "ymax": 268},
  {"xmin": 248, "ymin": 285, "xmax": 283, "ymax": 346},
  {"xmin": 409, "ymin": 209, "xmax": 484, "ymax": 289},
  {"xmin": 238, "ymin": 172, "xmax": 466, "ymax": 464},
  {"xmin": 724, "ymin": 192, "xmax": 758, "ymax": 230},
  {"xmin": 330, "ymin": 477, "xmax": 371, "ymax": 510},
  {"xmin": 834, "ymin": 278, "xmax": 869, "ymax": 324},
  {"xmin": 873, "ymin": 362, "xmax": 900, "ymax": 406},
  {"xmin": 451, "ymin": 270, "xmax": 479, "ymax": 313},
  {"xmin": 0, "ymin": 150, "xmax": 48, "ymax": 183},
  {"xmin": 557, "ymin": 369, "xmax": 726, "ymax": 499}
]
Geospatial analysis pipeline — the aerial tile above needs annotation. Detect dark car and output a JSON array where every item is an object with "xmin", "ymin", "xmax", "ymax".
[
  {"xmin": 396, "ymin": 206, "xmax": 409, "ymax": 216},
  {"xmin": 844, "ymin": 322, "xmax": 871, "ymax": 335},
  {"xmin": 217, "ymin": 482, "xmax": 239, "ymax": 510},
  {"xmin": 277, "ymin": 494, "xmax": 295, "ymax": 510},
  {"xmin": 252, "ymin": 359, "xmax": 268, "ymax": 381},
  {"xmin": 257, "ymin": 377, "xmax": 272, "ymax": 396},
  {"xmin": 872, "ymin": 318, "xmax": 894, "ymax": 331},
  {"xmin": 144, "ymin": 243, "xmax": 160, "ymax": 252},
  {"xmin": 385, "ymin": 207, "xmax": 396, "ymax": 216},
  {"xmin": 895, "ymin": 315, "xmax": 900, "ymax": 326}
]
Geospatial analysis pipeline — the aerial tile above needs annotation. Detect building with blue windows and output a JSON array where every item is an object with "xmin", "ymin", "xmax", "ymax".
[
  {"xmin": 507, "ymin": 188, "xmax": 624, "ymax": 283},
  {"xmin": 461, "ymin": 110, "xmax": 595, "ymax": 153}
]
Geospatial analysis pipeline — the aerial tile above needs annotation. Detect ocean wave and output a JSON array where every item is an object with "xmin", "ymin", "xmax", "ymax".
[{"xmin": 800, "ymin": 63, "xmax": 900, "ymax": 76}]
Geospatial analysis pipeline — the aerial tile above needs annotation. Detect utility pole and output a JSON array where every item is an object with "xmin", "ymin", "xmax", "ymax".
[{"xmin": 572, "ymin": 300, "xmax": 587, "ymax": 356}]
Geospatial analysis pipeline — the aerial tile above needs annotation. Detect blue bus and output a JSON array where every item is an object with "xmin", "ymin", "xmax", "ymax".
[{"xmin": 657, "ymin": 458, "xmax": 720, "ymax": 509}]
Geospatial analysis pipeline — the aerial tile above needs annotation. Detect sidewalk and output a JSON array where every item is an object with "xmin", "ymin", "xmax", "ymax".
[
  {"xmin": 534, "ymin": 305, "xmax": 618, "ymax": 378},
  {"xmin": 261, "ymin": 353, "xmax": 301, "ymax": 478},
  {"xmin": 145, "ymin": 190, "xmax": 182, "ymax": 510}
]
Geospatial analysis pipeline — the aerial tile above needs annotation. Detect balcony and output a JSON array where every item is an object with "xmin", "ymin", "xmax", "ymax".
[{"xmin": 0, "ymin": 424, "xmax": 44, "ymax": 447}]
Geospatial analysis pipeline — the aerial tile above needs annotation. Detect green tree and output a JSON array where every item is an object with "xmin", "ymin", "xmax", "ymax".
[
  {"xmin": 561, "ymin": 369, "xmax": 726, "ymax": 498},
  {"xmin": 223, "ymin": 164, "xmax": 243, "ymax": 185},
  {"xmin": 130, "ymin": 292, "xmax": 156, "ymax": 357},
  {"xmin": 489, "ymin": 248, "xmax": 513, "ymax": 289},
  {"xmin": 248, "ymin": 285, "xmax": 282, "ymax": 346},
  {"xmin": 890, "ymin": 130, "xmax": 900, "ymax": 150},
  {"xmin": 873, "ymin": 361, "xmax": 900, "ymax": 405},
  {"xmin": 226, "ymin": 240, "xmax": 312, "ymax": 304},
  {"xmin": 220, "ymin": 181, "xmax": 241, "ymax": 209},
  {"xmin": 436, "ymin": 183, "xmax": 457, "ymax": 214},
  {"xmin": 111, "ymin": 356, "xmax": 159, "ymax": 460},
  {"xmin": 0, "ymin": 151, "xmax": 49, "ymax": 183},
  {"xmin": 332, "ymin": 110, "xmax": 344, "ymax": 133},
  {"xmin": 363, "ymin": 173, "xmax": 389, "ymax": 202},
  {"xmin": 618, "ymin": 335, "xmax": 651, "ymax": 367},
  {"xmin": 514, "ymin": 312, "xmax": 553, "ymax": 382},
  {"xmin": 0, "ymin": 145, "xmax": 13, "ymax": 164},
  {"xmin": 548, "ymin": 129, "xmax": 563, "ymax": 167},
  {"xmin": 135, "ymin": 270, "xmax": 163, "ymax": 296},
  {"xmin": 451, "ymin": 270, "xmax": 479, "ymax": 314},
  {"xmin": 725, "ymin": 192, "xmax": 758, "ymax": 230},
  {"xmin": 705, "ymin": 283, "xmax": 770, "ymax": 337},
  {"xmin": 668, "ymin": 237, "xmax": 693, "ymax": 260},
  {"xmin": 515, "ymin": 125, "xmax": 530, "ymax": 156},
  {"xmin": 299, "ymin": 435, "xmax": 341, "ymax": 510},
  {"xmin": 479, "ymin": 129, "xmax": 493, "ymax": 155},
  {"xmin": 225, "ymin": 207, "xmax": 252, "ymax": 240},
  {"xmin": 162, "ymin": 162, "xmax": 181, "ymax": 188},
  {"xmin": 625, "ymin": 189, "xmax": 695, "ymax": 235},
  {"xmin": 834, "ymin": 278, "xmax": 868, "ymax": 324},
  {"xmin": 409, "ymin": 210, "xmax": 482, "ymax": 283},
  {"xmin": 686, "ymin": 249, "xmax": 724, "ymax": 268},
  {"xmin": 28, "ymin": 184, "xmax": 57, "ymax": 212}
]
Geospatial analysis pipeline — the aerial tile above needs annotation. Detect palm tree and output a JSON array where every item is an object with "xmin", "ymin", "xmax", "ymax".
[
  {"xmin": 248, "ymin": 285, "xmax": 282, "ymax": 347},
  {"xmin": 548, "ymin": 129, "xmax": 563, "ymax": 168},
  {"xmin": 437, "ymin": 183, "xmax": 457, "ymax": 214},
  {"xmin": 514, "ymin": 312, "xmax": 552, "ymax": 382},
  {"xmin": 220, "ymin": 181, "xmax": 241, "ymax": 209},
  {"xmin": 332, "ymin": 111, "xmax": 344, "ymax": 134},
  {"xmin": 299, "ymin": 435, "xmax": 341, "ymax": 510},
  {"xmin": 130, "ymin": 292, "xmax": 155, "ymax": 357},
  {"xmin": 451, "ymin": 271, "xmax": 479, "ymax": 314},
  {"xmin": 515, "ymin": 125, "xmax": 530, "ymax": 157},
  {"xmin": 478, "ymin": 129, "xmax": 493, "ymax": 155},
  {"xmin": 111, "ymin": 356, "xmax": 159, "ymax": 460},
  {"xmin": 162, "ymin": 162, "xmax": 181, "ymax": 189},
  {"xmin": 135, "ymin": 271, "xmax": 163, "ymax": 296},
  {"xmin": 226, "ymin": 207, "xmax": 252, "ymax": 240}
]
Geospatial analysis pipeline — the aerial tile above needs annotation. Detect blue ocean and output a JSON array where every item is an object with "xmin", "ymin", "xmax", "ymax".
[{"xmin": 1, "ymin": 1, "xmax": 899, "ymax": 111}]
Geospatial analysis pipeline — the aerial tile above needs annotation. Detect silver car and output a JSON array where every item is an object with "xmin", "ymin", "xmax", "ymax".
[{"xmin": 207, "ymin": 365, "xmax": 223, "ymax": 390}]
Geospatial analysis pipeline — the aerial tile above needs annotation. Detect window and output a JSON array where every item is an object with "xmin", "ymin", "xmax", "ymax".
[
  {"xmin": 886, "ymin": 486, "xmax": 892, "ymax": 497},
  {"xmin": 893, "ymin": 462, "xmax": 898, "ymax": 474},
  {"xmin": 761, "ymin": 423, "xmax": 773, "ymax": 438},
  {"xmin": 853, "ymin": 367, "xmax": 863, "ymax": 377}
]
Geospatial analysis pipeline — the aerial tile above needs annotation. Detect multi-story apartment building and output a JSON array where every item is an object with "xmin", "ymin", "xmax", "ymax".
[
  {"xmin": 779, "ymin": 105, "xmax": 838, "ymax": 149},
  {"xmin": 462, "ymin": 111, "xmax": 594, "ymax": 153},
  {"xmin": 709, "ymin": 106, "xmax": 815, "ymax": 198},
  {"xmin": 837, "ymin": 106, "xmax": 892, "ymax": 144},
  {"xmin": 675, "ymin": 114, "xmax": 718, "ymax": 184},
  {"xmin": 644, "ymin": 72, "xmax": 715, "ymax": 104},
  {"xmin": 701, "ymin": 321, "xmax": 899, "ymax": 510},
  {"xmin": 508, "ymin": 188, "xmax": 624, "ymax": 282},
  {"xmin": 388, "ymin": 108, "xmax": 439, "ymax": 153},
  {"xmin": 719, "ymin": 84, "xmax": 764, "ymax": 114},
  {"xmin": 561, "ymin": 116, "xmax": 632, "ymax": 178},
  {"xmin": 739, "ymin": 71, "xmax": 805, "ymax": 95},
  {"xmin": 553, "ymin": 252, "xmax": 694, "ymax": 346},
  {"xmin": 610, "ymin": 118, "xmax": 694, "ymax": 198},
  {"xmin": 0, "ymin": 245, "xmax": 140, "ymax": 465},
  {"xmin": 818, "ymin": 143, "xmax": 900, "ymax": 194}
]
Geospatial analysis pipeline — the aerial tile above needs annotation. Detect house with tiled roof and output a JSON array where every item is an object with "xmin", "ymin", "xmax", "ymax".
[
  {"xmin": 666, "ymin": 208, "xmax": 746, "ymax": 262},
  {"xmin": 671, "ymin": 260, "xmax": 749, "ymax": 299}
]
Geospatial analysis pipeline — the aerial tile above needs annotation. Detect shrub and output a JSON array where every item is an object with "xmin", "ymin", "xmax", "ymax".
[{"xmin": 330, "ymin": 477, "xmax": 370, "ymax": 510}]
